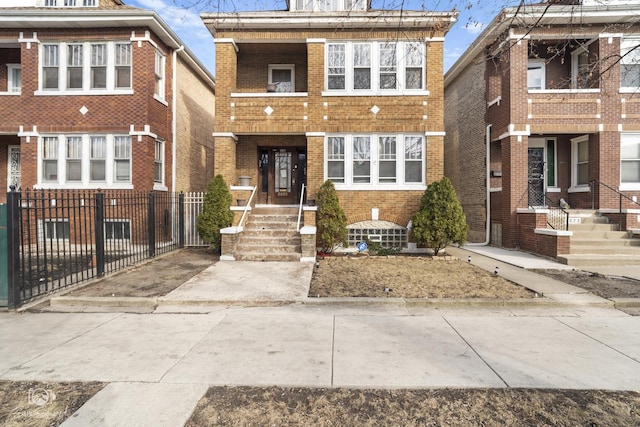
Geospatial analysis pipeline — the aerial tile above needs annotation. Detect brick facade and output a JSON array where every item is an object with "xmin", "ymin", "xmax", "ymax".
[
  {"xmin": 445, "ymin": 2, "xmax": 640, "ymax": 256},
  {"xmin": 0, "ymin": 3, "xmax": 215, "ymax": 203},
  {"xmin": 205, "ymin": 8, "xmax": 456, "ymax": 237}
]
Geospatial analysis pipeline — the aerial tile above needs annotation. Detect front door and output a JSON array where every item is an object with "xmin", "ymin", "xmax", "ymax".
[
  {"xmin": 528, "ymin": 147, "xmax": 545, "ymax": 207},
  {"xmin": 258, "ymin": 147, "xmax": 306, "ymax": 205}
]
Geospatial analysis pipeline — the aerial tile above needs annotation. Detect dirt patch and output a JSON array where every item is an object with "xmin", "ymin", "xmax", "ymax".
[
  {"xmin": 187, "ymin": 386, "xmax": 640, "ymax": 426},
  {"xmin": 68, "ymin": 248, "xmax": 218, "ymax": 298},
  {"xmin": 0, "ymin": 381, "xmax": 104, "ymax": 427},
  {"xmin": 309, "ymin": 256, "xmax": 533, "ymax": 298},
  {"xmin": 532, "ymin": 269, "xmax": 640, "ymax": 299}
]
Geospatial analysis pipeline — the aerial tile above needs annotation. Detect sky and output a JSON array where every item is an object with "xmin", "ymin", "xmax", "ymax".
[{"xmin": 125, "ymin": 0, "xmax": 519, "ymax": 76}]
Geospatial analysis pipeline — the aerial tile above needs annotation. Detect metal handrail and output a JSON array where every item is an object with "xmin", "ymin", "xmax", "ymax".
[
  {"xmin": 590, "ymin": 179, "xmax": 640, "ymax": 230},
  {"xmin": 238, "ymin": 185, "xmax": 257, "ymax": 229},
  {"xmin": 544, "ymin": 195, "xmax": 569, "ymax": 231},
  {"xmin": 296, "ymin": 184, "xmax": 306, "ymax": 232}
]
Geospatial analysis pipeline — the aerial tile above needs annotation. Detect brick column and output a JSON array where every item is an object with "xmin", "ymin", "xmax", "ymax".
[
  {"xmin": 305, "ymin": 134, "xmax": 325, "ymax": 198},
  {"xmin": 213, "ymin": 135, "xmax": 237, "ymax": 186},
  {"xmin": 500, "ymin": 135, "xmax": 528, "ymax": 248}
]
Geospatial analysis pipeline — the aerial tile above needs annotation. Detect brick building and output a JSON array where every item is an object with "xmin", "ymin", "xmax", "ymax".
[
  {"xmin": 202, "ymin": 0, "xmax": 457, "ymax": 252},
  {"xmin": 0, "ymin": 0, "xmax": 215, "ymax": 202},
  {"xmin": 445, "ymin": 0, "xmax": 640, "ymax": 261}
]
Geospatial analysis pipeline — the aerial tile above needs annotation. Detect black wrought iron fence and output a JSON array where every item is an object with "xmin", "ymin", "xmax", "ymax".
[
  {"xmin": 544, "ymin": 195, "xmax": 569, "ymax": 231},
  {"xmin": 5, "ymin": 188, "xmax": 186, "ymax": 308}
]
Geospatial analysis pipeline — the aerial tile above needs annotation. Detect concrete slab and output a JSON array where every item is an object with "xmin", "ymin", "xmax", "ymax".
[
  {"xmin": 60, "ymin": 382, "xmax": 208, "ymax": 427},
  {"xmin": 161, "ymin": 312, "xmax": 333, "ymax": 386},
  {"xmin": 447, "ymin": 317, "xmax": 640, "ymax": 390},
  {"xmin": 558, "ymin": 317, "xmax": 640, "ymax": 362},
  {"xmin": 332, "ymin": 315, "xmax": 506, "ymax": 388},
  {"xmin": 1, "ymin": 313, "xmax": 225, "ymax": 382},
  {"xmin": 162, "ymin": 261, "xmax": 313, "ymax": 303},
  {"xmin": 456, "ymin": 246, "xmax": 573, "ymax": 269},
  {"xmin": 0, "ymin": 312, "xmax": 120, "ymax": 375}
]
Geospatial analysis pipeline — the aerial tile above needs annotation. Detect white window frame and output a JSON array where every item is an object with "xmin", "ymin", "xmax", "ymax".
[
  {"xmin": 43, "ymin": 0, "xmax": 97, "ymax": 7},
  {"xmin": 569, "ymin": 135, "xmax": 590, "ymax": 192},
  {"xmin": 268, "ymin": 64, "xmax": 295, "ymax": 93},
  {"xmin": 6, "ymin": 64, "xmax": 21, "ymax": 94},
  {"xmin": 154, "ymin": 50, "xmax": 166, "ymax": 102},
  {"xmin": 529, "ymin": 137, "xmax": 558, "ymax": 191},
  {"xmin": 620, "ymin": 133, "xmax": 640, "ymax": 191},
  {"xmin": 324, "ymin": 41, "xmax": 427, "ymax": 96},
  {"xmin": 291, "ymin": 0, "xmax": 366, "ymax": 12},
  {"xmin": 527, "ymin": 59, "xmax": 545, "ymax": 91},
  {"xmin": 38, "ymin": 41, "xmax": 132, "ymax": 95},
  {"xmin": 620, "ymin": 37, "xmax": 640, "ymax": 92},
  {"xmin": 40, "ymin": 219, "xmax": 70, "ymax": 242},
  {"xmin": 325, "ymin": 133, "xmax": 426, "ymax": 190},
  {"xmin": 105, "ymin": 219, "xmax": 131, "ymax": 241},
  {"xmin": 154, "ymin": 139, "xmax": 167, "ymax": 191},
  {"xmin": 36, "ymin": 134, "xmax": 133, "ymax": 189},
  {"xmin": 571, "ymin": 45, "xmax": 590, "ymax": 89}
]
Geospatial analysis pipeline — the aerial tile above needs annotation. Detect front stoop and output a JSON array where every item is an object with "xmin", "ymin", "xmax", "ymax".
[
  {"xmin": 557, "ymin": 210, "xmax": 640, "ymax": 266},
  {"xmin": 234, "ymin": 206, "xmax": 302, "ymax": 261}
]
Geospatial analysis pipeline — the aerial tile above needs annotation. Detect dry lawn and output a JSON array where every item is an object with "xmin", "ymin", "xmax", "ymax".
[
  {"xmin": 309, "ymin": 255, "xmax": 534, "ymax": 299},
  {"xmin": 187, "ymin": 386, "xmax": 640, "ymax": 426}
]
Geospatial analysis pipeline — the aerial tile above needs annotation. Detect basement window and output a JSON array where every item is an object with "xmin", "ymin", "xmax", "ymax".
[{"xmin": 347, "ymin": 220, "xmax": 407, "ymax": 248}]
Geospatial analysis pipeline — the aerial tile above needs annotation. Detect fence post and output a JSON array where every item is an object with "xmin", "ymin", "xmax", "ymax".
[
  {"xmin": 178, "ymin": 192, "xmax": 185, "ymax": 248},
  {"xmin": 7, "ymin": 187, "xmax": 21, "ymax": 308},
  {"xmin": 148, "ymin": 191, "xmax": 155, "ymax": 258},
  {"xmin": 94, "ymin": 190, "xmax": 105, "ymax": 276}
]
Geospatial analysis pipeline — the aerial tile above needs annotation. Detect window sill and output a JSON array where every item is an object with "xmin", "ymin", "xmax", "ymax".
[
  {"xmin": 154, "ymin": 95, "xmax": 168, "ymax": 106},
  {"xmin": 154, "ymin": 183, "xmax": 168, "ymax": 192},
  {"xmin": 34, "ymin": 183, "xmax": 134, "ymax": 190},
  {"xmin": 333, "ymin": 184, "xmax": 426, "ymax": 191},
  {"xmin": 528, "ymin": 89, "xmax": 600, "ymax": 94},
  {"xmin": 619, "ymin": 183, "xmax": 640, "ymax": 191},
  {"xmin": 0, "ymin": 91, "xmax": 20, "ymax": 96},
  {"xmin": 231, "ymin": 92, "xmax": 308, "ymax": 98},
  {"xmin": 35, "ymin": 89, "xmax": 134, "ymax": 96},
  {"xmin": 568, "ymin": 186, "xmax": 590, "ymax": 193},
  {"xmin": 322, "ymin": 90, "xmax": 430, "ymax": 97},
  {"xmin": 546, "ymin": 187, "xmax": 561, "ymax": 193}
]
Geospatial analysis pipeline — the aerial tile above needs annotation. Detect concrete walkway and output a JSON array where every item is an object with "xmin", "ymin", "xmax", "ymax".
[{"xmin": 2, "ymin": 246, "xmax": 639, "ymax": 426}]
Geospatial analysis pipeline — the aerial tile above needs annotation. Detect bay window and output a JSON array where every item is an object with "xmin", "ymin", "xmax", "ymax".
[
  {"xmin": 326, "ymin": 134, "xmax": 425, "ymax": 187},
  {"xmin": 326, "ymin": 41, "xmax": 426, "ymax": 94}
]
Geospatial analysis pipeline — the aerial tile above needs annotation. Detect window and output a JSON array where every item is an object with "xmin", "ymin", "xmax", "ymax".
[
  {"xmin": 527, "ymin": 60, "xmax": 545, "ymax": 90},
  {"xmin": 44, "ymin": 0, "xmax": 97, "ymax": 6},
  {"xmin": 105, "ymin": 220, "xmax": 131, "ymax": 240},
  {"xmin": 7, "ymin": 65, "xmax": 21, "ymax": 93},
  {"xmin": 621, "ymin": 134, "xmax": 640, "ymax": 188},
  {"xmin": 114, "ymin": 136, "xmax": 131, "ymax": 182},
  {"xmin": 571, "ymin": 136, "xmax": 589, "ymax": 189},
  {"xmin": 39, "ymin": 134, "xmax": 131, "ymax": 187},
  {"xmin": 326, "ymin": 134, "xmax": 425, "ymax": 187},
  {"xmin": 66, "ymin": 136, "xmax": 82, "ymax": 181},
  {"xmin": 43, "ymin": 220, "xmax": 70, "ymax": 240},
  {"xmin": 43, "ymin": 137, "xmax": 59, "ymax": 182},
  {"xmin": 268, "ymin": 65, "xmax": 295, "ymax": 93},
  {"xmin": 326, "ymin": 41, "xmax": 425, "ymax": 94},
  {"xmin": 621, "ymin": 37, "xmax": 640, "ymax": 89},
  {"xmin": 155, "ymin": 50, "xmax": 165, "ymax": 100},
  {"xmin": 90, "ymin": 136, "xmax": 106, "ymax": 181},
  {"xmin": 40, "ymin": 42, "xmax": 132, "ymax": 92},
  {"xmin": 348, "ymin": 221, "xmax": 407, "ymax": 248},
  {"xmin": 43, "ymin": 45, "xmax": 59, "ymax": 90},
  {"xmin": 379, "ymin": 43, "xmax": 397, "ymax": 90},
  {"xmin": 352, "ymin": 137, "xmax": 371, "ymax": 183},
  {"xmin": 327, "ymin": 137, "xmax": 345, "ymax": 183},
  {"xmin": 91, "ymin": 44, "xmax": 107, "ymax": 89},
  {"xmin": 327, "ymin": 44, "xmax": 346, "ymax": 90},
  {"xmin": 292, "ymin": 0, "xmax": 366, "ymax": 11},
  {"xmin": 404, "ymin": 136, "xmax": 423, "ymax": 183},
  {"xmin": 115, "ymin": 44, "xmax": 131, "ymax": 89},
  {"xmin": 154, "ymin": 140, "xmax": 163, "ymax": 184},
  {"xmin": 67, "ymin": 44, "xmax": 83, "ymax": 89}
]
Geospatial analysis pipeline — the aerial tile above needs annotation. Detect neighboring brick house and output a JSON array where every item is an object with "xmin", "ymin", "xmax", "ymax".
[
  {"xmin": 445, "ymin": 0, "xmax": 640, "ymax": 258},
  {"xmin": 0, "ymin": 0, "xmax": 215, "ymax": 203},
  {"xmin": 202, "ymin": 0, "xmax": 457, "ymax": 250}
]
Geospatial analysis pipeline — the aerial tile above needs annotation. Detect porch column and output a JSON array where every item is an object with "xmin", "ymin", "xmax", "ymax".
[
  {"xmin": 500, "ymin": 135, "xmax": 528, "ymax": 248},
  {"xmin": 213, "ymin": 134, "xmax": 238, "ymax": 186}
]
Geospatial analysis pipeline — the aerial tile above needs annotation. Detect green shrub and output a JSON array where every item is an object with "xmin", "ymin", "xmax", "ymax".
[
  {"xmin": 197, "ymin": 174, "xmax": 234, "ymax": 251},
  {"xmin": 316, "ymin": 180, "xmax": 347, "ymax": 254},
  {"xmin": 364, "ymin": 238, "xmax": 402, "ymax": 256},
  {"xmin": 410, "ymin": 176, "xmax": 468, "ymax": 256}
]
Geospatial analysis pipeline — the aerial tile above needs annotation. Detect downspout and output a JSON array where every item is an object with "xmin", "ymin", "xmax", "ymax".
[
  {"xmin": 466, "ymin": 123, "xmax": 491, "ymax": 245},
  {"xmin": 171, "ymin": 45, "xmax": 184, "ymax": 193}
]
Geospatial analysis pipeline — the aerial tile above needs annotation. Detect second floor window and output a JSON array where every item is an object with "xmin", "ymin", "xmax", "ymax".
[
  {"xmin": 621, "ymin": 37, "xmax": 640, "ymax": 89},
  {"xmin": 44, "ymin": 0, "xmax": 97, "ymax": 6},
  {"xmin": 40, "ymin": 42, "xmax": 132, "ymax": 93},
  {"xmin": 155, "ymin": 50, "xmax": 165, "ymax": 100},
  {"xmin": 326, "ymin": 41, "xmax": 426, "ymax": 94}
]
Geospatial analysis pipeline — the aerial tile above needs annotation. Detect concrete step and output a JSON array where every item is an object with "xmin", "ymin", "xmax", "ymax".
[
  {"xmin": 568, "ymin": 245, "xmax": 640, "ymax": 255},
  {"xmin": 235, "ymin": 244, "xmax": 301, "ymax": 254},
  {"xmin": 569, "ymin": 223, "xmax": 620, "ymax": 232},
  {"xmin": 570, "ymin": 238, "xmax": 640, "ymax": 247},
  {"xmin": 570, "ymin": 231, "xmax": 631, "ymax": 240},
  {"xmin": 248, "ymin": 214, "xmax": 298, "ymax": 222},
  {"xmin": 242, "ymin": 229, "xmax": 299, "ymax": 238},
  {"xmin": 557, "ymin": 254, "xmax": 640, "ymax": 266},
  {"xmin": 252, "ymin": 207, "xmax": 298, "ymax": 215},
  {"xmin": 234, "ymin": 252, "xmax": 301, "ymax": 262},
  {"xmin": 244, "ymin": 221, "xmax": 299, "ymax": 231},
  {"xmin": 239, "ymin": 235, "xmax": 301, "ymax": 246}
]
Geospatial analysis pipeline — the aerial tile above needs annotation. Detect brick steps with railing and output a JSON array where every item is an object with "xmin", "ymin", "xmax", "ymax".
[
  {"xmin": 234, "ymin": 206, "xmax": 302, "ymax": 262},
  {"xmin": 557, "ymin": 210, "xmax": 640, "ymax": 266}
]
